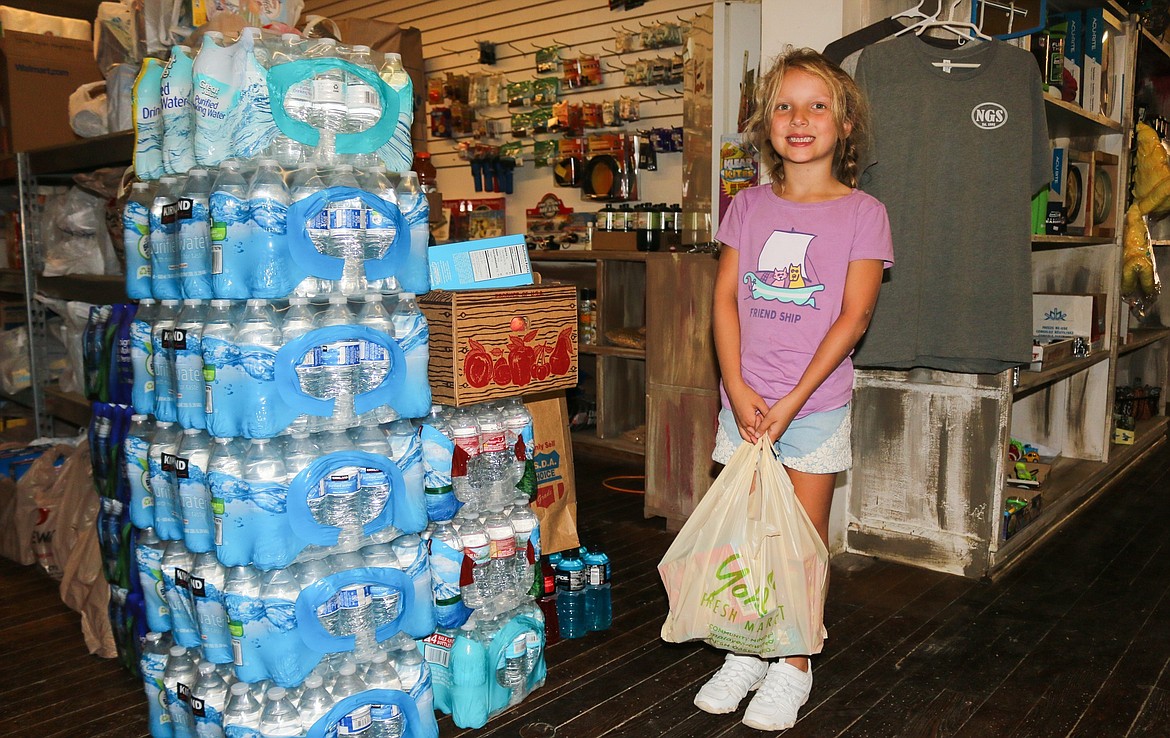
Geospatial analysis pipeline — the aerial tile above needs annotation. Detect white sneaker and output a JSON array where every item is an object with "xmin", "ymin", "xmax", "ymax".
[
  {"xmin": 741, "ymin": 661, "xmax": 813, "ymax": 731},
  {"xmin": 693, "ymin": 653, "xmax": 770, "ymax": 714}
]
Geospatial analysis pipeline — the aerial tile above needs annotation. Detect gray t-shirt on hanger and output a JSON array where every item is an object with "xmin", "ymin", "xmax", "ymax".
[{"xmin": 852, "ymin": 35, "xmax": 1050, "ymax": 373}]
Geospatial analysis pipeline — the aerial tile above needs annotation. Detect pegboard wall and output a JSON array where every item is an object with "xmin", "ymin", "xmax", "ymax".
[{"xmin": 303, "ymin": 0, "xmax": 711, "ymax": 237}]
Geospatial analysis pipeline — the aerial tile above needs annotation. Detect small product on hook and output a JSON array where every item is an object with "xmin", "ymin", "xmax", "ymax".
[
  {"xmin": 478, "ymin": 40, "xmax": 497, "ymax": 65},
  {"xmin": 536, "ymin": 45, "xmax": 562, "ymax": 74}
]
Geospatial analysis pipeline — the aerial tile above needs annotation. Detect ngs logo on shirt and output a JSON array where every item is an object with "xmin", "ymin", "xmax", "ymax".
[{"xmin": 971, "ymin": 102, "xmax": 1008, "ymax": 130}]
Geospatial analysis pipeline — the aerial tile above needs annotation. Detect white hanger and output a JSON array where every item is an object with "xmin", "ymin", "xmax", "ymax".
[{"xmin": 895, "ymin": 0, "xmax": 993, "ymax": 45}]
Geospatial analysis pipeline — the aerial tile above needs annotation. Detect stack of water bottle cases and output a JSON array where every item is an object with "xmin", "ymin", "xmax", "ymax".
[{"xmin": 109, "ymin": 26, "xmax": 560, "ymax": 738}]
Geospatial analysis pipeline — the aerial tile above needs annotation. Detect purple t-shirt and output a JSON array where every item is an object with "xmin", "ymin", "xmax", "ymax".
[{"xmin": 716, "ymin": 185, "xmax": 894, "ymax": 417}]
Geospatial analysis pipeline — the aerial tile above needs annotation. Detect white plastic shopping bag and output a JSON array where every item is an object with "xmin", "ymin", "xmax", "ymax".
[{"xmin": 659, "ymin": 438, "xmax": 829, "ymax": 657}]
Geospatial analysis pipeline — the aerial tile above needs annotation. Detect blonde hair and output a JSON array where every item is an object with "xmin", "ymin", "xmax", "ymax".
[{"xmin": 747, "ymin": 47, "xmax": 870, "ymax": 189}]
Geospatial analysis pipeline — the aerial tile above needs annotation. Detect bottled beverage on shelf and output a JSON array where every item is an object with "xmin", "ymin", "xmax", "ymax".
[
  {"xmin": 332, "ymin": 548, "xmax": 376, "ymax": 662},
  {"xmin": 326, "ymin": 165, "xmax": 367, "ymax": 295},
  {"xmin": 258, "ymin": 686, "xmax": 300, "ymax": 737},
  {"xmin": 136, "ymin": 526, "xmax": 172, "ymax": 633},
  {"xmin": 293, "ymin": 555, "xmax": 338, "ymax": 637},
  {"xmin": 223, "ymin": 680, "xmax": 263, "ymax": 738},
  {"xmin": 178, "ymin": 168, "xmax": 213, "ymax": 299},
  {"xmin": 357, "ymin": 165, "xmax": 400, "ymax": 282},
  {"xmin": 162, "ymin": 538, "xmax": 200, "ymax": 647},
  {"xmin": 483, "ymin": 508, "xmax": 516, "ymax": 609},
  {"xmin": 149, "ymin": 420, "xmax": 183, "ymax": 541},
  {"xmin": 389, "ymin": 291, "xmax": 428, "ymax": 402},
  {"xmin": 222, "ymin": 565, "xmax": 261, "ymax": 683},
  {"xmin": 378, "ymin": 52, "xmax": 414, "ymax": 173},
  {"xmin": 241, "ymin": 26, "xmax": 269, "ymax": 67},
  {"xmin": 164, "ymin": 644, "xmax": 199, "ymax": 738},
  {"xmin": 206, "ymin": 434, "xmax": 243, "ymax": 552},
  {"xmin": 200, "ymin": 300, "xmax": 235, "ymax": 425},
  {"xmin": 394, "ymin": 173, "xmax": 430, "ymax": 295},
  {"xmin": 361, "ymin": 542, "xmax": 401, "ymax": 630},
  {"xmin": 475, "ymin": 404, "xmax": 516, "ymax": 511},
  {"xmin": 501, "ymin": 397, "xmax": 534, "ymax": 480},
  {"xmin": 176, "ymin": 427, "xmax": 214, "ymax": 553},
  {"xmin": 344, "ymin": 44, "xmax": 381, "ymax": 133},
  {"xmin": 497, "ymin": 619, "xmax": 528, "ymax": 706},
  {"xmin": 456, "ymin": 506, "xmax": 490, "ymax": 611},
  {"xmin": 152, "ymin": 299, "xmax": 181, "ymax": 423},
  {"xmin": 352, "ymin": 424, "xmax": 391, "ymax": 525},
  {"xmin": 366, "ymin": 652, "xmax": 405, "ymax": 738},
  {"xmin": 209, "ymin": 160, "xmax": 249, "ymax": 299},
  {"xmin": 124, "ymin": 181, "xmax": 154, "ymax": 299},
  {"xmin": 555, "ymin": 549, "xmax": 587, "ymax": 639},
  {"xmin": 233, "ymin": 300, "xmax": 282, "ymax": 355},
  {"xmin": 332, "ymin": 662, "xmax": 373, "ymax": 735},
  {"xmin": 283, "ymin": 430, "xmax": 318, "ymax": 483},
  {"xmin": 246, "ymin": 159, "xmax": 291, "ymax": 296},
  {"xmin": 289, "ymin": 164, "xmax": 327, "ymax": 297},
  {"xmin": 427, "ymin": 518, "xmax": 467, "ymax": 626},
  {"xmin": 126, "ymin": 414, "xmax": 156, "ymax": 529},
  {"xmin": 356, "ymin": 293, "xmax": 393, "ymax": 399},
  {"xmin": 310, "ymin": 37, "xmax": 347, "ymax": 133},
  {"xmin": 314, "ymin": 295, "xmax": 360, "ymax": 429},
  {"xmin": 390, "ymin": 635, "xmax": 425, "ymax": 692},
  {"xmin": 140, "ymin": 631, "xmax": 173, "ymax": 738},
  {"xmin": 315, "ymin": 429, "xmax": 361, "ymax": 538},
  {"xmin": 151, "ymin": 175, "xmax": 183, "ymax": 300},
  {"xmin": 274, "ymin": 33, "xmax": 311, "ymax": 124},
  {"xmin": 583, "ymin": 548, "xmax": 612, "ymax": 632},
  {"xmin": 190, "ymin": 550, "xmax": 231, "ymax": 664},
  {"xmin": 174, "ymin": 300, "xmax": 208, "ymax": 430},
  {"xmin": 192, "ymin": 659, "xmax": 229, "ymax": 738},
  {"xmin": 509, "ymin": 497, "xmax": 539, "ymax": 597},
  {"xmin": 130, "ymin": 298, "xmax": 157, "ymax": 415},
  {"xmin": 297, "ymin": 673, "xmax": 333, "ymax": 732},
  {"xmin": 448, "ymin": 407, "xmax": 480, "ymax": 505},
  {"xmin": 537, "ymin": 555, "xmax": 560, "ymax": 647},
  {"xmin": 411, "ymin": 152, "xmax": 438, "ymax": 193},
  {"xmin": 243, "ymin": 436, "xmax": 286, "ymax": 521}
]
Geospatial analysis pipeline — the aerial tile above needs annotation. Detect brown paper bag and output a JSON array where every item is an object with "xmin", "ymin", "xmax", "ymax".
[{"xmin": 524, "ymin": 390, "xmax": 579, "ymax": 554}]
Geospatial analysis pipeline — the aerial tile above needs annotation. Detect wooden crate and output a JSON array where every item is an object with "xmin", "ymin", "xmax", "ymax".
[{"xmin": 419, "ymin": 283, "xmax": 579, "ymax": 406}]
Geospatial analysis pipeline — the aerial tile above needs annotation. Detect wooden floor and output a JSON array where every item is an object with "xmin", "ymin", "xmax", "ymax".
[{"xmin": 2, "ymin": 440, "xmax": 1170, "ymax": 737}]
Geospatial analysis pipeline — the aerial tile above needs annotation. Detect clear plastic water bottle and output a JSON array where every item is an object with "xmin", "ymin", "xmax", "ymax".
[
  {"xmin": 517, "ymin": 599, "xmax": 546, "ymax": 687},
  {"xmin": 205, "ymin": 435, "xmax": 243, "ymax": 551},
  {"xmin": 357, "ymin": 165, "xmax": 400, "ymax": 273},
  {"xmin": 190, "ymin": 549, "xmax": 231, "ymax": 664},
  {"xmin": 223, "ymin": 680, "xmax": 262, "ymax": 738},
  {"xmin": 124, "ymin": 181, "xmax": 155, "ymax": 299},
  {"xmin": 395, "ymin": 637, "xmax": 425, "ymax": 692},
  {"xmin": 483, "ymin": 509, "xmax": 517, "ymax": 609},
  {"xmin": 498, "ymin": 625, "xmax": 527, "ymax": 705},
  {"xmin": 234, "ymin": 299, "xmax": 282, "ymax": 349},
  {"xmin": 126, "ymin": 414, "xmax": 156, "ymax": 529},
  {"xmin": 222, "ymin": 565, "xmax": 261, "ymax": 679},
  {"xmin": 200, "ymin": 300, "xmax": 235, "ymax": 424},
  {"xmin": 247, "ymin": 159, "xmax": 291, "ymax": 296},
  {"xmin": 448, "ymin": 407, "xmax": 480, "ymax": 504},
  {"xmin": 501, "ymin": 397, "xmax": 534, "ymax": 480},
  {"xmin": 352, "ymin": 424, "xmax": 391, "ymax": 525},
  {"xmin": 174, "ymin": 300, "xmax": 207, "ymax": 430},
  {"xmin": 297, "ymin": 673, "xmax": 333, "ymax": 733},
  {"xmin": 141, "ymin": 631, "xmax": 174, "ymax": 738},
  {"xmin": 162, "ymin": 538, "xmax": 200, "ymax": 648},
  {"xmin": 555, "ymin": 549, "xmax": 587, "ymax": 639},
  {"xmin": 152, "ymin": 299, "xmax": 181, "ymax": 423},
  {"xmin": 131, "ymin": 299, "xmax": 158, "ymax": 415},
  {"xmin": 310, "ymin": 38, "xmax": 347, "ymax": 132},
  {"xmin": 294, "ymin": 555, "xmax": 338, "ymax": 636},
  {"xmin": 209, "ymin": 161, "xmax": 249, "ymax": 299},
  {"xmin": 314, "ymin": 295, "xmax": 360, "ymax": 429},
  {"xmin": 583, "ymin": 548, "xmax": 612, "ymax": 632},
  {"xmin": 192, "ymin": 659, "xmax": 230, "ymax": 738},
  {"xmin": 355, "ymin": 293, "xmax": 393, "ymax": 400},
  {"xmin": 150, "ymin": 420, "xmax": 184, "ymax": 541},
  {"xmin": 332, "ymin": 549, "xmax": 375, "ymax": 662},
  {"xmin": 288, "ymin": 165, "xmax": 327, "ymax": 297},
  {"xmin": 394, "ymin": 172, "xmax": 429, "ymax": 294},
  {"xmin": 315, "ymin": 429, "xmax": 361, "ymax": 541},
  {"xmin": 243, "ymin": 436, "xmax": 286, "ymax": 497},
  {"xmin": 178, "ymin": 169, "xmax": 213, "ymax": 299},
  {"xmin": 510, "ymin": 498, "xmax": 539, "ymax": 597},
  {"xmin": 456, "ymin": 507, "xmax": 490, "ymax": 610},
  {"xmin": 367, "ymin": 654, "xmax": 404, "ymax": 738},
  {"xmin": 476, "ymin": 405, "xmax": 516, "ymax": 510},
  {"xmin": 176, "ymin": 427, "xmax": 214, "ymax": 553},
  {"xmin": 326, "ymin": 165, "xmax": 367, "ymax": 295},
  {"xmin": 151, "ymin": 176, "xmax": 183, "ymax": 300},
  {"xmin": 283, "ymin": 430, "xmax": 318, "ymax": 484},
  {"xmin": 344, "ymin": 44, "xmax": 381, "ymax": 132},
  {"xmin": 332, "ymin": 662, "xmax": 372, "ymax": 736},
  {"xmin": 361, "ymin": 542, "xmax": 401, "ymax": 629},
  {"xmin": 164, "ymin": 644, "xmax": 199, "ymax": 738},
  {"xmin": 378, "ymin": 52, "xmax": 414, "ymax": 174},
  {"xmin": 274, "ymin": 33, "xmax": 310, "ymax": 123},
  {"xmin": 241, "ymin": 27, "xmax": 269, "ymax": 67},
  {"xmin": 258, "ymin": 687, "xmax": 300, "ymax": 737},
  {"xmin": 137, "ymin": 527, "xmax": 172, "ymax": 634}
]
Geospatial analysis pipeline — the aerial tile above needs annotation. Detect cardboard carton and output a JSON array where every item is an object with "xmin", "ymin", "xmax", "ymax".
[
  {"xmin": 427, "ymin": 234, "xmax": 534, "ymax": 291},
  {"xmin": 0, "ymin": 30, "xmax": 101, "ymax": 153},
  {"xmin": 1032, "ymin": 293, "xmax": 1106, "ymax": 344},
  {"xmin": 419, "ymin": 283, "xmax": 578, "ymax": 406}
]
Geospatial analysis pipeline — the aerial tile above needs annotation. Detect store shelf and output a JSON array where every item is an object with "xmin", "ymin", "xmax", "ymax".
[
  {"xmin": 1032, "ymin": 234, "xmax": 1117, "ymax": 249},
  {"xmin": 1044, "ymin": 96, "xmax": 1123, "ymax": 138},
  {"xmin": 23, "ymin": 131, "xmax": 133, "ymax": 176},
  {"xmin": 531, "ymin": 250, "xmax": 649, "ymax": 262},
  {"xmin": 992, "ymin": 415, "xmax": 1168, "ymax": 571},
  {"xmin": 1014, "ymin": 351, "xmax": 1110, "ymax": 398},
  {"xmin": 581, "ymin": 344, "xmax": 645, "ymax": 359},
  {"xmin": 37, "ymin": 274, "xmax": 127, "ymax": 305},
  {"xmin": 43, "ymin": 386, "xmax": 90, "ymax": 428},
  {"xmin": 1119, "ymin": 327, "xmax": 1170, "ymax": 356},
  {"xmin": 571, "ymin": 428, "xmax": 644, "ymax": 459}
]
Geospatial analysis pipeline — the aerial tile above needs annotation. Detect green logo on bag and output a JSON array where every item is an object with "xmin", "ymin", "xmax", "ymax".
[{"xmin": 700, "ymin": 553, "xmax": 779, "ymax": 621}]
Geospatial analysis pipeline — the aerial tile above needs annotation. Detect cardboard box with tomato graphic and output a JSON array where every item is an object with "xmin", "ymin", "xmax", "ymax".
[{"xmin": 418, "ymin": 283, "xmax": 579, "ymax": 406}]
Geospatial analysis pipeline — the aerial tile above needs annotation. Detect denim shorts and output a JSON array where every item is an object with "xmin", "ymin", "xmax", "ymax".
[{"xmin": 712, "ymin": 404, "xmax": 852, "ymax": 474}]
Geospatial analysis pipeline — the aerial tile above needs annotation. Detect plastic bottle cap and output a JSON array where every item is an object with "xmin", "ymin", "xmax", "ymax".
[
  {"xmin": 267, "ymin": 687, "xmax": 287, "ymax": 700},
  {"xmin": 161, "ymin": 299, "xmax": 180, "ymax": 306},
  {"xmin": 290, "ymin": 297, "xmax": 308, "ymax": 305},
  {"xmin": 230, "ymin": 682, "xmax": 251, "ymax": 695},
  {"xmin": 372, "ymin": 652, "xmax": 388, "ymax": 663},
  {"xmin": 183, "ymin": 299, "xmax": 202, "ymax": 306},
  {"xmin": 141, "ymin": 299, "xmax": 156, "ymax": 305},
  {"xmin": 364, "ymin": 293, "xmax": 382, "ymax": 302},
  {"xmin": 145, "ymin": 632, "xmax": 161, "ymax": 642},
  {"xmin": 131, "ymin": 414, "xmax": 148, "ymax": 421},
  {"xmin": 352, "ymin": 44, "xmax": 371, "ymax": 53},
  {"xmin": 189, "ymin": 168, "xmax": 208, "ymax": 175},
  {"xmin": 319, "ymin": 38, "xmax": 337, "ymax": 46},
  {"xmin": 183, "ymin": 428, "xmax": 200, "ymax": 435},
  {"xmin": 340, "ymin": 663, "xmax": 357, "ymax": 676},
  {"xmin": 246, "ymin": 299, "xmax": 265, "ymax": 307},
  {"xmin": 281, "ymin": 33, "xmax": 300, "ymax": 43},
  {"xmin": 132, "ymin": 182, "xmax": 149, "ymax": 190},
  {"xmin": 159, "ymin": 176, "xmax": 177, "ymax": 184},
  {"xmin": 169, "ymin": 645, "xmax": 187, "ymax": 656},
  {"xmin": 198, "ymin": 661, "xmax": 216, "ymax": 675},
  {"xmin": 329, "ymin": 294, "xmax": 348, "ymax": 304},
  {"xmin": 210, "ymin": 299, "xmax": 231, "ymax": 308},
  {"xmin": 399, "ymin": 292, "xmax": 416, "ymax": 300},
  {"xmin": 305, "ymin": 674, "xmax": 323, "ymax": 688}
]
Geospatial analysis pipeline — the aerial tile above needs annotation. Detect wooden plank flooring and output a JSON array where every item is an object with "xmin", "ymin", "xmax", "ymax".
[{"xmin": 1, "ymin": 440, "xmax": 1168, "ymax": 737}]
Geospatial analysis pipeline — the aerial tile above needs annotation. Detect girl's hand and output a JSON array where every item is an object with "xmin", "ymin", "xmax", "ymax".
[
  {"xmin": 728, "ymin": 386, "xmax": 769, "ymax": 443},
  {"xmin": 758, "ymin": 394, "xmax": 803, "ymax": 444}
]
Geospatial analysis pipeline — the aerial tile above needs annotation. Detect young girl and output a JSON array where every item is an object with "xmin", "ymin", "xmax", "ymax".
[{"xmin": 693, "ymin": 47, "xmax": 893, "ymax": 731}]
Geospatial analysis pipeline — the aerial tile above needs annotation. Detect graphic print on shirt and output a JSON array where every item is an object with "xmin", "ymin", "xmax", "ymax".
[{"xmin": 743, "ymin": 229, "xmax": 825, "ymax": 308}]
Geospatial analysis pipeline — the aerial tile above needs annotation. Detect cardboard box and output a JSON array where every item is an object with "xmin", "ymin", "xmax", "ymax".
[
  {"xmin": 1059, "ymin": 11, "xmax": 1084, "ymax": 107},
  {"xmin": 1033, "ymin": 293, "xmax": 1106, "ymax": 343},
  {"xmin": 1083, "ymin": 8, "xmax": 1105, "ymax": 115},
  {"xmin": 1029, "ymin": 337, "xmax": 1075, "ymax": 371},
  {"xmin": 1006, "ymin": 461, "xmax": 1051, "ymax": 489},
  {"xmin": 419, "ymin": 283, "xmax": 578, "ymax": 406},
  {"xmin": 592, "ymin": 231, "xmax": 639, "ymax": 251},
  {"xmin": 523, "ymin": 390, "xmax": 579, "ymax": 553},
  {"xmin": 427, "ymin": 234, "xmax": 534, "ymax": 291},
  {"xmin": 0, "ymin": 30, "xmax": 101, "ymax": 153}
]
